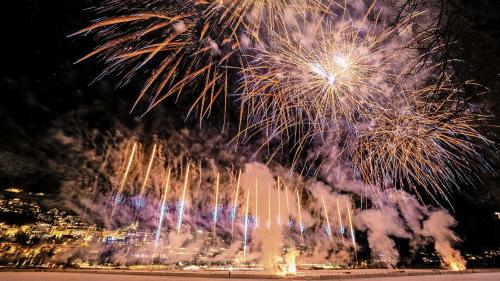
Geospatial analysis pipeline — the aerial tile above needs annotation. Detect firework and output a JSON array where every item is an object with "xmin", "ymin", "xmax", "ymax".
[
  {"xmin": 73, "ymin": 0, "xmax": 495, "ymax": 206},
  {"xmin": 110, "ymin": 142, "xmax": 137, "ymax": 220},
  {"xmin": 285, "ymin": 183, "xmax": 290, "ymax": 226},
  {"xmin": 346, "ymin": 202, "xmax": 357, "ymax": 262},
  {"xmin": 296, "ymin": 188, "xmax": 303, "ymax": 242},
  {"xmin": 137, "ymin": 144, "xmax": 157, "ymax": 206},
  {"xmin": 267, "ymin": 184, "xmax": 271, "ymax": 229},
  {"xmin": 177, "ymin": 163, "xmax": 190, "ymax": 236},
  {"xmin": 69, "ymin": 134, "xmax": 480, "ymax": 270},
  {"xmin": 321, "ymin": 195, "xmax": 333, "ymax": 243},
  {"xmin": 243, "ymin": 189, "xmax": 250, "ymax": 260},
  {"xmin": 72, "ymin": 0, "xmax": 328, "ymax": 120},
  {"xmin": 231, "ymin": 170, "xmax": 242, "ymax": 236},
  {"xmin": 154, "ymin": 167, "xmax": 171, "ymax": 252},
  {"xmin": 237, "ymin": 4, "xmax": 492, "ymax": 201},
  {"xmin": 277, "ymin": 177, "xmax": 281, "ymax": 225},
  {"xmin": 212, "ymin": 172, "xmax": 220, "ymax": 231},
  {"xmin": 239, "ymin": 7, "xmax": 412, "ymax": 146},
  {"xmin": 336, "ymin": 199, "xmax": 345, "ymax": 241},
  {"xmin": 255, "ymin": 178, "xmax": 259, "ymax": 228},
  {"xmin": 349, "ymin": 104, "xmax": 493, "ymax": 201}
]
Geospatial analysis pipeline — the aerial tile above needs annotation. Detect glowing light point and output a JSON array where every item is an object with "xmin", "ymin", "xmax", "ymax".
[{"xmin": 334, "ymin": 55, "xmax": 349, "ymax": 69}]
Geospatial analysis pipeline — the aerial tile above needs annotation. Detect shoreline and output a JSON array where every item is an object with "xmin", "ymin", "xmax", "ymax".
[{"xmin": 1, "ymin": 268, "xmax": 499, "ymax": 280}]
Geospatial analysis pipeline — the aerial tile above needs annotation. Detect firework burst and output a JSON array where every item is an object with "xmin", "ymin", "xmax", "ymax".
[
  {"xmin": 349, "ymin": 98, "xmax": 493, "ymax": 201},
  {"xmin": 236, "ymin": 7, "xmax": 413, "ymax": 168},
  {"xmin": 72, "ymin": 0, "xmax": 328, "ymax": 120},
  {"xmin": 241, "ymin": 19, "xmax": 390, "ymax": 133}
]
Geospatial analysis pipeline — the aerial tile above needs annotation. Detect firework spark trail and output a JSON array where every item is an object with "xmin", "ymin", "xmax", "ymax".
[
  {"xmin": 137, "ymin": 144, "xmax": 157, "ymax": 207},
  {"xmin": 285, "ymin": 183, "xmax": 290, "ymax": 226},
  {"xmin": 296, "ymin": 188, "xmax": 304, "ymax": 243},
  {"xmin": 267, "ymin": 184, "xmax": 271, "ymax": 229},
  {"xmin": 110, "ymin": 142, "xmax": 137, "ymax": 220},
  {"xmin": 231, "ymin": 170, "xmax": 241, "ymax": 236},
  {"xmin": 255, "ymin": 178, "xmax": 259, "ymax": 228},
  {"xmin": 212, "ymin": 172, "xmax": 220, "ymax": 231},
  {"xmin": 177, "ymin": 163, "xmax": 190, "ymax": 236},
  {"xmin": 337, "ymin": 199, "xmax": 345, "ymax": 243},
  {"xmin": 277, "ymin": 177, "xmax": 281, "ymax": 225},
  {"xmin": 154, "ymin": 167, "xmax": 171, "ymax": 255},
  {"xmin": 347, "ymin": 202, "xmax": 357, "ymax": 263},
  {"xmin": 321, "ymin": 195, "xmax": 333, "ymax": 243},
  {"xmin": 73, "ymin": 0, "xmax": 329, "ymax": 120},
  {"xmin": 243, "ymin": 189, "xmax": 250, "ymax": 260},
  {"xmin": 350, "ymin": 106, "xmax": 493, "ymax": 200}
]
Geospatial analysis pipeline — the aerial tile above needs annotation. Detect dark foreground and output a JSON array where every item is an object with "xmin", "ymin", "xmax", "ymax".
[{"xmin": 0, "ymin": 269, "xmax": 499, "ymax": 281}]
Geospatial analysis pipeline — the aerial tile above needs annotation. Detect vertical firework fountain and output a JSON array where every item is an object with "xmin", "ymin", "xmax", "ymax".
[
  {"xmin": 296, "ymin": 188, "xmax": 304, "ymax": 244},
  {"xmin": 213, "ymin": 172, "xmax": 220, "ymax": 232},
  {"xmin": 231, "ymin": 170, "xmax": 241, "ymax": 237},
  {"xmin": 347, "ymin": 203, "xmax": 358, "ymax": 263},
  {"xmin": 243, "ymin": 190, "xmax": 250, "ymax": 260},
  {"xmin": 322, "ymin": 195, "xmax": 333, "ymax": 243},
  {"xmin": 136, "ymin": 144, "xmax": 157, "ymax": 211},
  {"xmin": 72, "ymin": 140, "xmax": 472, "ymax": 272},
  {"xmin": 153, "ymin": 168, "xmax": 171, "ymax": 259},
  {"xmin": 110, "ymin": 142, "xmax": 137, "ymax": 220},
  {"xmin": 177, "ymin": 163, "xmax": 190, "ymax": 236}
]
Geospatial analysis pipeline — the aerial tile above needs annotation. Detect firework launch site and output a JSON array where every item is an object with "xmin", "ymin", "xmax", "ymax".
[{"xmin": 1, "ymin": 268, "xmax": 500, "ymax": 281}]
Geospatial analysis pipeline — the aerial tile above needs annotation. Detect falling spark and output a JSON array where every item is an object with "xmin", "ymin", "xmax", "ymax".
[
  {"xmin": 243, "ymin": 189, "xmax": 250, "ymax": 260},
  {"xmin": 154, "ymin": 168, "xmax": 171, "ymax": 251},
  {"xmin": 322, "ymin": 195, "xmax": 333, "ymax": 243},
  {"xmin": 110, "ymin": 142, "xmax": 137, "ymax": 220},
  {"xmin": 213, "ymin": 172, "xmax": 220, "ymax": 230},
  {"xmin": 231, "ymin": 170, "xmax": 242, "ymax": 236},
  {"xmin": 177, "ymin": 163, "xmax": 190, "ymax": 236}
]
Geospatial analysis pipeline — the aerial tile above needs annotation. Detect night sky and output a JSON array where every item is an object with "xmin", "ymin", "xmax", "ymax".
[{"xmin": 1, "ymin": 0, "xmax": 500, "ymax": 258}]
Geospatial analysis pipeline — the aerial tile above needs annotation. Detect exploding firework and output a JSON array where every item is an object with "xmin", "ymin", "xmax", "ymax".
[
  {"xmin": 72, "ymin": 0, "xmax": 328, "ymax": 120},
  {"xmin": 238, "ymin": 4, "xmax": 416, "ymax": 143},
  {"xmin": 349, "ymin": 104, "xmax": 493, "ymax": 201},
  {"xmin": 238, "ymin": 5, "xmax": 494, "ymax": 200}
]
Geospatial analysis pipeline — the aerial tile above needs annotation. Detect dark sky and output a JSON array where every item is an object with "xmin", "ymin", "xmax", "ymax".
[{"xmin": 1, "ymin": 0, "xmax": 499, "ymax": 254}]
